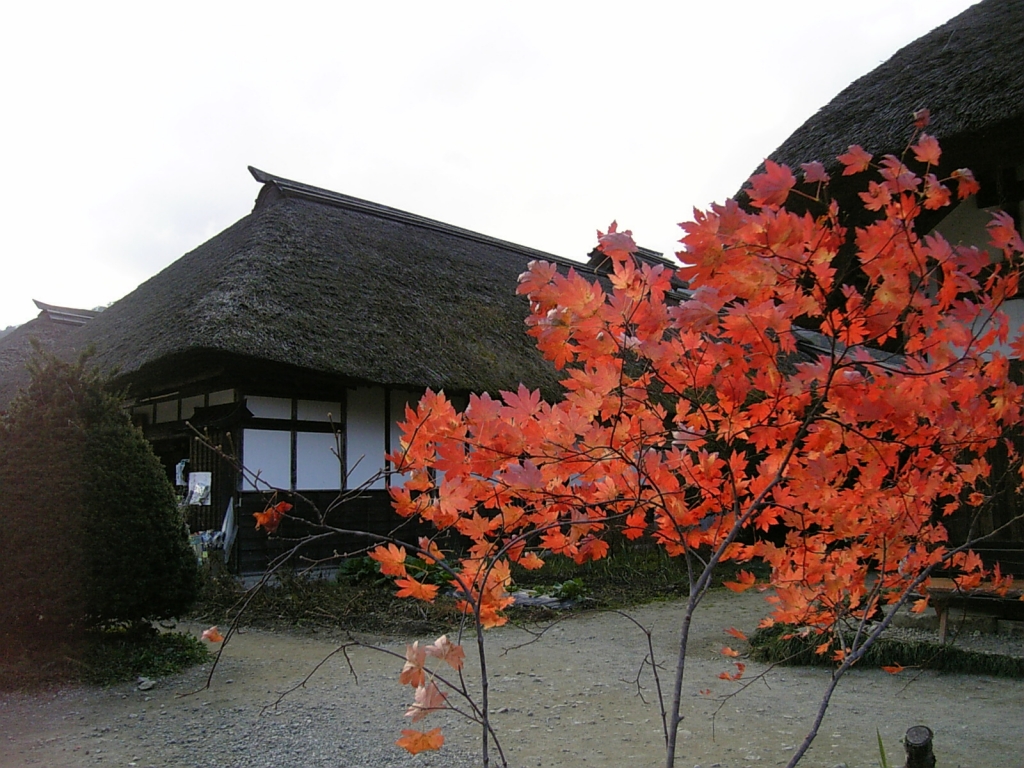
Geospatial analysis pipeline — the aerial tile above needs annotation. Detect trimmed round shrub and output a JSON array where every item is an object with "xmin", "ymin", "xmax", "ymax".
[
  {"xmin": 0, "ymin": 353, "xmax": 91, "ymax": 671},
  {"xmin": 1, "ymin": 352, "xmax": 199, "ymax": 644}
]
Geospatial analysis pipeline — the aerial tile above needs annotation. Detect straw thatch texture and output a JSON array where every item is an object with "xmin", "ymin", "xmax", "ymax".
[
  {"xmin": 769, "ymin": 0, "xmax": 1023, "ymax": 174},
  {"xmin": 68, "ymin": 169, "xmax": 570, "ymax": 399},
  {"xmin": 0, "ymin": 307, "xmax": 97, "ymax": 410}
]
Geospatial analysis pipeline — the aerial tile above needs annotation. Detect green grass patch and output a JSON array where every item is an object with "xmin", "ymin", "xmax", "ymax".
[
  {"xmin": 509, "ymin": 542, "xmax": 770, "ymax": 610},
  {"xmin": 191, "ymin": 568, "xmax": 464, "ymax": 636},
  {"xmin": 191, "ymin": 544, "xmax": 772, "ymax": 634},
  {"xmin": 82, "ymin": 626, "xmax": 210, "ymax": 686},
  {"xmin": 749, "ymin": 623, "xmax": 1024, "ymax": 678},
  {"xmin": 0, "ymin": 625, "xmax": 209, "ymax": 690}
]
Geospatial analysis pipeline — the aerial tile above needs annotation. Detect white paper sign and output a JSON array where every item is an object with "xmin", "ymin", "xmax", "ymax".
[{"xmin": 187, "ymin": 471, "xmax": 212, "ymax": 505}]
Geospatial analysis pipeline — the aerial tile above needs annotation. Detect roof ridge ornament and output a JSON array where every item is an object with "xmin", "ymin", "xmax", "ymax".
[{"xmin": 246, "ymin": 166, "xmax": 580, "ymax": 267}]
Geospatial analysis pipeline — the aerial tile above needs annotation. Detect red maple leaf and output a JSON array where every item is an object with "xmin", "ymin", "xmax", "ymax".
[
  {"xmin": 747, "ymin": 160, "xmax": 796, "ymax": 208},
  {"xmin": 952, "ymin": 168, "xmax": 980, "ymax": 199},
  {"xmin": 988, "ymin": 211, "xmax": 1024, "ymax": 254},
  {"xmin": 922, "ymin": 174, "xmax": 951, "ymax": 210},
  {"xmin": 911, "ymin": 133, "xmax": 941, "ymax": 166},
  {"xmin": 837, "ymin": 144, "xmax": 872, "ymax": 175},
  {"xmin": 597, "ymin": 221, "xmax": 637, "ymax": 261},
  {"xmin": 801, "ymin": 161, "xmax": 829, "ymax": 185}
]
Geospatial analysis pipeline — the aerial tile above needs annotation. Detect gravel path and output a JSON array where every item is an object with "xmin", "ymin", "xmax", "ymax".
[{"xmin": 2, "ymin": 590, "xmax": 1022, "ymax": 768}]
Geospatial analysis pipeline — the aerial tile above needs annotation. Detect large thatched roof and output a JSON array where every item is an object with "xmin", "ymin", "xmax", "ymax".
[
  {"xmin": 769, "ymin": 0, "xmax": 1023, "ymax": 177},
  {"xmin": 66, "ymin": 169, "xmax": 573, "ymax": 399}
]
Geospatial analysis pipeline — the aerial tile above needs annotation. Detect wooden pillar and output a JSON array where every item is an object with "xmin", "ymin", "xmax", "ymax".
[{"xmin": 903, "ymin": 725, "xmax": 935, "ymax": 768}]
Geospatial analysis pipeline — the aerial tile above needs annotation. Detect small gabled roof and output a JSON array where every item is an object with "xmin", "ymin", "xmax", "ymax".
[
  {"xmin": 68, "ymin": 169, "xmax": 579, "ymax": 398},
  {"xmin": 768, "ymin": 0, "xmax": 1024, "ymax": 178},
  {"xmin": 33, "ymin": 300, "xmax": 99, "ymax": 326}
]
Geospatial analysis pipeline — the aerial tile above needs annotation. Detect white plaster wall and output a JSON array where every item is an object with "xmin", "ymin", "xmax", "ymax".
[
  {"xmin": 242, "ymin": 428, "xmax": 291, "ymax": 491},
  {"xmin": 247, "ymin": 396, "xmax": 292, "ymax": 420},
  {"xmin": 296, "ymin": 431, "xmax": 342, "ymax": 490},
  {"xmin": 346, "ymin": 386, "xmax": 386, "ymax": 490}
]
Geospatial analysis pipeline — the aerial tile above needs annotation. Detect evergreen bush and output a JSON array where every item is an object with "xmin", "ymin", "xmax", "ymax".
[
  {"xmin": 1, "ymin": 351, "xmax": 199, "ymax": 653},
  {"xmin": 0, "ymin": 351, "xmax": 91, "ymax": 672}
]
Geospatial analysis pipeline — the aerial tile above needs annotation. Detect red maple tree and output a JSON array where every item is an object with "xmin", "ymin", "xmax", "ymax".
[{"xmin": 372, "ymin": 121, "xmax": 1024, "ymax": 766}]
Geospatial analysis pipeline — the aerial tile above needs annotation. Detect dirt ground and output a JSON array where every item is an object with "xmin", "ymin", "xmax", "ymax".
[{"xmin": 2, "ymin": 589, "xmax": 1022, "ymax": 768}]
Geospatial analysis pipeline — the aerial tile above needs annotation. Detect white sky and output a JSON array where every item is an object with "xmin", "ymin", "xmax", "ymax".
[{"xmin": 0, "ymin": 0, "xmax": 980, "ymax": 329}]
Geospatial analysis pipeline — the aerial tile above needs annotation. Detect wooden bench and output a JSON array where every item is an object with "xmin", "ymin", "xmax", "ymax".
[{"xmin": 924, "ymin": 577, "xmax": 1024, "ymax": 643}]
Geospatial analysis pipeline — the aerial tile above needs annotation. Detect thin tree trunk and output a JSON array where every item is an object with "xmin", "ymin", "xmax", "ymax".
[
  {"xmin": 476, "ymin": 622, "xmax": 491, "ymax": 768},
  {"xmin": 664, "ymin": 594, "xmax": 697, "ymax": 767}
]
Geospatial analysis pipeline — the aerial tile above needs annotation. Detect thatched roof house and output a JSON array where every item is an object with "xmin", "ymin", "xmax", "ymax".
[
  {"xmin": 29, "ymin": 168, "xmax": 585, "ymax": 572},
  {"xmin": 72, "ymin": 167, "xmax": 566, "ymax": 400},
  {"xmin": 770, "ymin": 0, "xmax": 1023, "ymax": 200}
]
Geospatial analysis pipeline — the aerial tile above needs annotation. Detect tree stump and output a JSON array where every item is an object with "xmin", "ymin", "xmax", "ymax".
[{"xmin": 903, "ymin": 725, "xmax": 935, "ymax": 768}]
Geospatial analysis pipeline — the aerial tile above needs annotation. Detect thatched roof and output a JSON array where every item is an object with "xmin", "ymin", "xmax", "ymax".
[
  {"xmin": 0, "ymin": 302, "xmax": 99, "ymax": 410},
  {"xmin": 66, "ymin": 169, "xmax": 574, "ymax": 399},
  {"xmin": 769, "ymin": 0, "xmax": 1024, "ymax": 178}
]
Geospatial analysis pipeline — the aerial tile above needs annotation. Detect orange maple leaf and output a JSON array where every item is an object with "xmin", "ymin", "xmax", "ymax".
[
  {"xmin": 718, "ymin": 662, "xmax": 746, "ymax": 681},
  {"xmin": 721, "ymin": 646, "xmax": 740, "ymax": 658},
  {"xmin": 201, "ymin": 626, "xmax": 224, "ymax": 643},
  {"xmin": 725, "ymin": 627, "xmax": 748, "ymax": 642},
  {"xmin": 396, "ymin": 576, "xmax": 440, "ymax": 602},
  {"xmin": 723, "ymin": 570, "xmax": 756, "ymax": 593},
  {"xmin": 881, "ymin": 664, "xmax": 905, "ymax": 675},
  {"xmin": 253, "ymin": 501, "xmax": 292, "ymax": 534},
  {"xmin": 425, "ymin": 634, "xmax": 465, "ymax": 671},
  {"xmin": 456, "ymin": 512, "xmax": 498, "ymax": 541},
  {"xmin": 574, "ymin": 536, "xmax": 609, "ymax": 564},
  {"xmin": 406, "ymin": 681, "xmax": 448, "ymax": 722},
  {"xmin": 369, "ymin": 543, "xmax": 408, "ymax": 577},
  {"xmin": 395, "ymin": 728, "xmax": 444, "ymax": 755},
  {"xmin": 399, "ymin": 641, "xmax": 427, "ymax": 687},
  {"xmin": 516, "ymin": 551, "xmax": 546, "ymax": 570},
  {"xmin": 418, "ymin": 537, "xmax": 445, "ymax": 564}
]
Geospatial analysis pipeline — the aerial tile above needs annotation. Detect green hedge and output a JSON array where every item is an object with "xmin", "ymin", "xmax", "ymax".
[
  {"xmin": 1, "ymin": 351, "xmax": 199, "ymax": 673},
  {"xmin": 749, "ymin": 623, "xmax": 1024, "ymax": 678}
]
